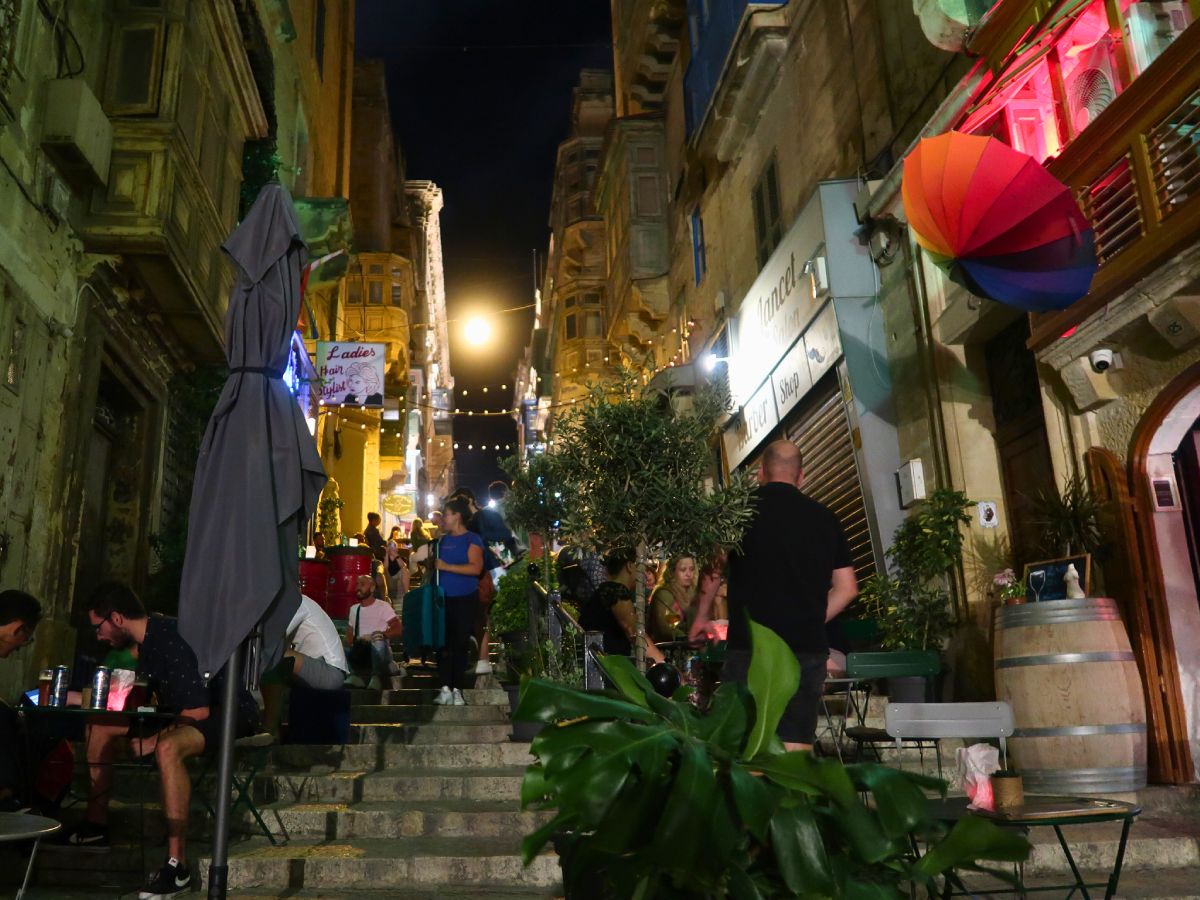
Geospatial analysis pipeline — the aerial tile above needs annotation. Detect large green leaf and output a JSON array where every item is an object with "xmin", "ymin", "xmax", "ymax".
[
  {"xmin": 752, "ymin": 751, "xmax": 857, "ymax": 807},
  {"xmin": 769, "ymin": 802, "xmax": 834, "ymax": 896},
  {"xmin": 696, "ymin": 682, "xmax": 751, "ymax": 756},
  {"xmin": 515, "ymin": 677, "xmax": 657, "ymax": 724},
  {"xmin": 915, "ymin": 814, "xmax": 1030, "ymax": 876},
  {"xmin": 650, "ymin": 739, "xmax": 718, "ymax": 880},
  {"xmin": 553, "ymin": 749, "xmax": 640, "ymax": 824},
  {"xmin": 729, "ymin": 763, "xmax": 776, "ymax": 842},
  {"xmin": 742, "ymin": 621, "xmax": 800, "ymax": 759},
  {"xmin": 598, "ymin": 653, "xmax": 653, "ymax": 709},
  {"xmin": 531, "ymin": 719, "xmax": 676, "ymax": 781},
  {"xmin": 520, "ymin": 764, "xmax": 552, "ymax": 808},
  {"xmin": 848, "ymin": 764, "xmax": 935, "ymax": 838},
  {"xmin": 521, "ymin": 811, "xmax": 572, "ymax": 866}
]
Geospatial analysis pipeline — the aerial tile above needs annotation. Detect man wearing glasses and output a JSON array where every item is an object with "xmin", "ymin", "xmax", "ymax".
[{"xmin": 59, "ymin": 583, "xmax": 260, "ymax": 900}]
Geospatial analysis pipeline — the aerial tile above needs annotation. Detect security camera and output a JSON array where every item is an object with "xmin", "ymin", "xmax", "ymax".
[{"xmin": 1089, "ymin": 348, "xmax": 1114, "ymax": 373}]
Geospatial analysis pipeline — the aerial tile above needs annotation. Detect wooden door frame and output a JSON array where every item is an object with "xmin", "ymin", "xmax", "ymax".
[{"xmin": 1128, "ymin": 361, "xmax": 1200, "ymax": 783}]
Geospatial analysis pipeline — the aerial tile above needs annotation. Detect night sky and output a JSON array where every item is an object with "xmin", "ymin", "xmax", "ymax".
[{"xmin": 354, "ymin": 1, "xmax": 613, "ymax": 495}]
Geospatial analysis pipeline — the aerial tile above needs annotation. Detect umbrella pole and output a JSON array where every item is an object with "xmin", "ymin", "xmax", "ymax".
[{"xmin": 207, "ymin": 639, "xmax": 244, "ymax": 899}]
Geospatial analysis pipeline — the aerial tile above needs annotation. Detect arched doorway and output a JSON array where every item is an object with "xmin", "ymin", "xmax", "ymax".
[{"xmin": 1091, "ymin": 363, "xmax": 1200, "ymax": 784}]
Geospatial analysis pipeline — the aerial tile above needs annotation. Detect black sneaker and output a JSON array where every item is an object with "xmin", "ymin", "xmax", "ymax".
[
  {"xmin": 53, "ymin": 819, "xmax": 110, "ymax": 851},
  {"xmin": 139, "ymin": 857, "xmax": 192, "ymax": 899}
]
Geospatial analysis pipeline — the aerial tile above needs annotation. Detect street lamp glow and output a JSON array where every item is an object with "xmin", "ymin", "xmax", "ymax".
[
  {"xmin": 464, "ymin": 316, "xmax": 492, "ymax": 345},
  {"xmin": 702, "ymin": 353, "xmax": 729, "ymax": 373}
]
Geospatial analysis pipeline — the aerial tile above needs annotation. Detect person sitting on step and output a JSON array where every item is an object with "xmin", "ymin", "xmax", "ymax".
[{"xmin": 345, "ymin": 574, "xmax": 404, "ymax": 690}]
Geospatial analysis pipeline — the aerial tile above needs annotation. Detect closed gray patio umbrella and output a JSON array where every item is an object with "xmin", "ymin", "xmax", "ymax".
[{"xmin": 178, "ymin": 183, "xmax": 326, "ymax": 897}]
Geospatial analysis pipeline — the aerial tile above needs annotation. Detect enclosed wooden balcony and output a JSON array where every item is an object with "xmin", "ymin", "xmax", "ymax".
[{"xmin": 1029, "ymin": 23, "xmax": 1200, "ymax": 349}]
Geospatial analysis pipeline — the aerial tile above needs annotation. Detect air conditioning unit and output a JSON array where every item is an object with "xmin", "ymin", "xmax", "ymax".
[{"xmin": 40, "ymin": 79, "xmax": 112, "ymax": 191}]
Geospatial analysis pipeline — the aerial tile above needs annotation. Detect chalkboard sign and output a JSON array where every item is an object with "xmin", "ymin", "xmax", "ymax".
[{"xmin": 1023, "ymin": 554, "xmax": 1092, "ymax": 602}]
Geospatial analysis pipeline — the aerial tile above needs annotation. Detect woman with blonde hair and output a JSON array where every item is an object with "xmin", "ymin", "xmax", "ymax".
[{"xmin": 648, "ymin": 555, "xmax": 697, "ymax": 643}]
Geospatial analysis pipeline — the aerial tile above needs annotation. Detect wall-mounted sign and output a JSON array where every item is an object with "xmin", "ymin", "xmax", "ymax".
[
  {"xmin": 317, "ymin": 342, "xmax": 386, "ymax": 408},
  {"xmin": 722, "ymin": 378, "xmax": 780, "ymax": 470}
]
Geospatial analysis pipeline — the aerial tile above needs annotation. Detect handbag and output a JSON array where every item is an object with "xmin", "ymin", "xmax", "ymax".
[{"xmin": 347, "ymin": 605, "xmax": 374, "ymax": 673}]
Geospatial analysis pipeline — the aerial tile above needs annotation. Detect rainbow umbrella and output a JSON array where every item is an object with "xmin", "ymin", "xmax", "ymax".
[{"xmin": 902, "ymin": 131, "xmax": 1097, "ymax": 312}]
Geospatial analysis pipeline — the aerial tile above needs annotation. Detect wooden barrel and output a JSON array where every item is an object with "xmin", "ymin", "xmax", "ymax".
[{"xmin": 994, "ymin": 597, "xmax": 1147, "ymax": 794}]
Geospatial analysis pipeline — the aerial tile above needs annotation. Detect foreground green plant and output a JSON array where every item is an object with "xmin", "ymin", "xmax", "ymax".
[{"xmin": 516, "ymin": 621, "xmax": 1028, "ymax": 898}]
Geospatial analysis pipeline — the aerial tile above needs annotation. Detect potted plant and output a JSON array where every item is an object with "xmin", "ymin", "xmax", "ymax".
[
  {"xmin": 515, "ymin": 619, "xmax": 1029, "ymax": 897},
  {"xmin": 1029, "ymin": 475, "xmax": 1104, "ymax": 559},
  {"xmin": 502, "ymin": 632, "xmax": 584, "ymax": 743},
  {"xmin": 859, "ymin": 489, "xmax": 973, "ymax": 701},
  {"xmin": 523, "ymin": 373, "xmax": 754, "ymax": 669},
  {"xmin": 992, "ymin": 568, "xmax": 1027, "ymax": 606}
]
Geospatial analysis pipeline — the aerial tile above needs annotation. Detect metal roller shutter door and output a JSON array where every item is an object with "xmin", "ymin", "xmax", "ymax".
[{"xmin": 784, "ymin": 377, "xmax": 877, "ymax": 582}]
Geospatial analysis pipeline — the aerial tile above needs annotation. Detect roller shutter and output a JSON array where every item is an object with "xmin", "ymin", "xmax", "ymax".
[{"xmin": 783, "ymin": 375, "xmax": 877, "ymax": 581}]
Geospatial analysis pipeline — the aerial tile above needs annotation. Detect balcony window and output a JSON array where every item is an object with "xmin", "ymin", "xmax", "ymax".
[
  {"xmin": 584, "ymin": 312, "xmax": 604, "ymax": 338},
  {"xmin": 391, "ymin": 283, "xmax": 403, "ymax": 306},
  {"xmin": 1122, "ymin": 0, "xmax": 1194, "ymax": 76},
  {"xmin": 368, "ymin": 281, "xmax": 383, "ymax": 305},
  {"xmin": 753, "ymin": 156, "xmax": 783, "ymax": 268},
  {"xmin": 582, "ymin": 292, "xmax": 601, "ymax": 306},
  {"xmin": 691, "ymin": 208, "xmax": 707, "ymax": 285},
  {"xmin": 565, "ymin": 313, "xmax": 578, "ymax": 340},
  {"xmin": 963, "ymin": 56, "xmax": 1063, "ymax": 163},
  {"xmin": 1056, "ymin": 3, "xmax": 1123, "ymax": 138},
  {"xmin": 347, "ymin": 281, "xmax": 362, "ymax": 305},
  {"xmin": 635, "ymin": 174, "xmax": 661, "ymax": 216}
]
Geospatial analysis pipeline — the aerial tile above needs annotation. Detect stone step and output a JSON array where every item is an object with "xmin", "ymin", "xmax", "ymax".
[
  {"xmin": 1019, "ymin": 810, "xmax": 1200, "ymax": 875},
  {"xmin": 350, "ymin": 704, "xmax": 509, "ymax": 724},
  {"xmin": 259, "ymin": 767, "xmax": 526, "ymax": 804},
  {"xmin": 271, "ymin": 741, "xmax": 534, "ymax": 772},
  {"xmin": 34, "ymin": 836, "xmax": 561, "ymax": 892},
  {"xmin": 348, "ymin": 722, "xmax": 514, "ymax": 744},
  {"xmin": 205, "ymin": 837, "xmax": 560, "ymax": 891},
  {"xmin": 349, "ymin": 687, "xmax": 511, "ymax": 706}
]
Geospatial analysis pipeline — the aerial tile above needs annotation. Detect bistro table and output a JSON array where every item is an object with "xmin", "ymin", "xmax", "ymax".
[
  {"xmin": 929, "ymin": 794, "xmax": 1141, "ymax": 899},
  {"xmin": 0, "ymin": 812, "xmax": 61, "ymax": 899},
  {"xmin": 21, "ymin": 705, "xmax": 188, "ymax": 882}
]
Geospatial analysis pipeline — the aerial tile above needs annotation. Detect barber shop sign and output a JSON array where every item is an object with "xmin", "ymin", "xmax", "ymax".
[{"xmin": 317, "ymin": 341, "xmax": 387, "ymax": 408}]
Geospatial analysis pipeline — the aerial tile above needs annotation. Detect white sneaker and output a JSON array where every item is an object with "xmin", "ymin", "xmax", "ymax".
[
  {"xmin": 433, "ymin": 686, "xmax": 453, "ymax": 706},
  {"xmin": 367, "ymin": 676, "xmax": 382, "ymax": 691},
  {"xmin": 345, "ymin": 675, "xmax": 366, "ymax": 688},
  {"xmin": 389, "ymin": 674, "xmax": 405, "ymax": 690},
  {"xmin": 452, "ymin": 689, "xmax": 466, "ymax": 706},
  {"xmin": 474, "ymin": 660, "xmax": 493, "ymax": 675}
]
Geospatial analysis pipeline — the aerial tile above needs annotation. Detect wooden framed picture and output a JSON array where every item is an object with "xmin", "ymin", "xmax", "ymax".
[{"xmin": 1023, "ymin": 554, "xmax": 1092, "ymax": 602}]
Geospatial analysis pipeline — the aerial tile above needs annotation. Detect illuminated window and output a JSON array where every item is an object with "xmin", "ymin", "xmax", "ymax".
[
  {"xmin": 1121, "ymin": 0, "xmax": 1194, "ymax": 76},
  {"xmin": 1056, "ymin": 3, "xmax": 1123, "ymax": 138}
]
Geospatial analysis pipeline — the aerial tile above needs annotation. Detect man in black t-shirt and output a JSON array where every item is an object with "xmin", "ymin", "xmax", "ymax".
[
  {"xmin": 579, "ymin": 548, "xmax": 665, "ymax": 664},
  {"xmin": 59, "ymin": 583, "xmax": 260, "ymax": 898},
  {"xmin": 693, "ymin": 440, "xmax": 857, "ymax": 750}
]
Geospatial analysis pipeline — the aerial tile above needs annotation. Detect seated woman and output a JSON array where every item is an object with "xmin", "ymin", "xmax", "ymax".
[
  {"xmin": 648, "ymin": 555, "xmax": 697, "ymax": 643},
  {"xmin": 580, "ymin": 548, "xmax": 664, "ymax": 664}
]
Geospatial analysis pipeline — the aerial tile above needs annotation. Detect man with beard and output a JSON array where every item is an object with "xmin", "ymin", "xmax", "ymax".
[
  {"xmin": 59, "ymin": 583, "xmax": 260, "ymax": 900},
  {"xmin": 344, "ymin": 574, "xmax": 403, "ymax": 689}
]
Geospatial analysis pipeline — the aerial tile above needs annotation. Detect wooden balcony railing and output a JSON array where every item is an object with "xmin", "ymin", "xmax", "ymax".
[{"xmin": 1029, "ymin": 22, "xmax": 1200, "ymax": 350}]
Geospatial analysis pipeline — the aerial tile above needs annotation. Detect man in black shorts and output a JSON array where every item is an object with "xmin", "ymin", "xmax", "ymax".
[
  {"xmin": 60, "ymin": 583, "xmax": 260, "ymax": 899},
  {"xmin": 695, "ymin": 440, "xmax": 858, "ymax": 751}
]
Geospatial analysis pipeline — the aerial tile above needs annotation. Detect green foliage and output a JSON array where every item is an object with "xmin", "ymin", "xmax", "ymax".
[
  {"xmin": 492, "ymin": 559, "xmax": 532, "ymax": 636},
  {"xmin": 1028, "ymin": 475, "xmax": 1105, "ymax": 558},
  {"xmin": 859, "ymin": 490, "xmax": 973, "ymax": 651},
  {"xmin": 503, "ymin": 629, "xmax": 584, "ymax": 689},
  {"xmin": 318, "ymin": 479, "xmax": 345, "ymax": 546},
  {"xmin": 516, "ymin": 622, "xmax": 1029, "ymax": 898},
  {"xmin": 146, "ymin": 367, "xmax": 228, "ymax": 614},
  {"xmin": 543, "ymin": 372, "xmax": 755, "ymax": 560},
  {"xmin": 240, "ymin": 138, "xmax": 281, "ymax": 218},
  {"xmin": 500, "ymin": 453, "xmax": 567, "ymax": 538}
]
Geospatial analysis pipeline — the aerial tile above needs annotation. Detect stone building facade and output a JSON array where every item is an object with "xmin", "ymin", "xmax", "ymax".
[{"xmin": 0, "ymin": 0, "xmax": 354, "ymax": 697}]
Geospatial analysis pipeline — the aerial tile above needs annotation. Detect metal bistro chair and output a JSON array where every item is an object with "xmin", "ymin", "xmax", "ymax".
[
  {"xmin": 843, "ymin": 651, "xmax": 941, "ymax": 766},
  {"xmin": 884, "ymin": 701, "xmax": 1015, "ymax": 776}
]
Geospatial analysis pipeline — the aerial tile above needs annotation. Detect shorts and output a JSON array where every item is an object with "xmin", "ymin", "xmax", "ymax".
[
  {"xmin": 721, "ymin": 648, "xmax": 828, "ymax": 745},
  {"xmin": 130, "ymin": 706, "xmax": 261, "ymax": 755},
  {"xmin": 294, "ymin": 653, "xmax": 349, "ymax": 691}
]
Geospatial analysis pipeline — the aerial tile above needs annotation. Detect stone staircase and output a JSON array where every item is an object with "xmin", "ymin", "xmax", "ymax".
[{"xmin": 21, "ymin": 664, "xmax": 561, "ymax": 898}]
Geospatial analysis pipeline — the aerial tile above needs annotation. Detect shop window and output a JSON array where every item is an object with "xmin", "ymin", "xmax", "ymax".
[
  {"xmin": 753, "ymin": 156, "xmax": 784, "ymax": 268},
  {"xmin": 1122, "ymin": 0, "xmax": 1194, "ymax": 76},
  {"xmin": 1056, "ymin": 3, "xmax": 1124, "ymax": 138},
  {"xmin": 368, "ymin": 281, "xmax": 384, "ymax": 305},
  {"xmin": 565, "ymin": 313, "xmax": 578, "ymax": 340}
]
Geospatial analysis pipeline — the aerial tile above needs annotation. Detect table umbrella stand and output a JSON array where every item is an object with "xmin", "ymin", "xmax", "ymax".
[{"xmin": 207, "ymin": 639, "xmax": 244, "ymax": 900}]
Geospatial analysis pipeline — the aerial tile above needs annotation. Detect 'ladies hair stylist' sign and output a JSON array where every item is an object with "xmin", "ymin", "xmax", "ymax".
[{"xmin": 317, "ymin": 342, "xmax": 386, "ymax": 408}]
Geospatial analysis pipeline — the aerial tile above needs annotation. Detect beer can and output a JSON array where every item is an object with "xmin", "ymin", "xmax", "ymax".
[
  {"xmin": 50, "ymin": 665, "xmax": 70, "ymax": 708},
  {"xmin": 90, "ymin": 666, "xmax": 111, "ymax": 710}
]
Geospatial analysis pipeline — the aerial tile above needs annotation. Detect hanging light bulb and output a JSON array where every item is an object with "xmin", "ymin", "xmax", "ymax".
[
  {"xmin": 453, "ymin": 442, "xmax": 459, "ymax": 449},
  {"xmin": 482, "ymin": 387, "xmax": 488, "ymax": 393}
]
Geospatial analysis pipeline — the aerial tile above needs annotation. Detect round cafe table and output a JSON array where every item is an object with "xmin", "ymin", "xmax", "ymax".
[{"xmin": 0, "ymin": 812, "xmax": 61, "ymax": 899}]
